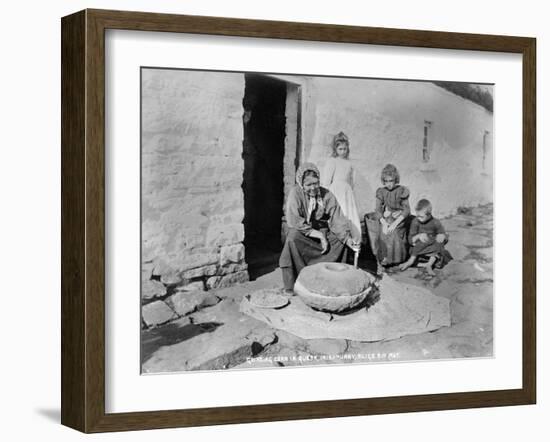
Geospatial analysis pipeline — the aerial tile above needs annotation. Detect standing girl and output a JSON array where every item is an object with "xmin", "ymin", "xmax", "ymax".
[
  {"xmin": 374, "ymin": 163, "xmax": 410, "ymax": 267},
  {"xmin": 321, "ymin": 131, "xmax": 362, "ymax": 242}
]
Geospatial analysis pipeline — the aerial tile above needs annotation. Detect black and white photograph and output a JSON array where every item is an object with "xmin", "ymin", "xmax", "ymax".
[
  {"xmin": 140, "ymin": 68, "xmax": 494, "ymax": 374},
  {"xmin": 3, "ymin": 0, "xmax": 545, "ymax": 439}
]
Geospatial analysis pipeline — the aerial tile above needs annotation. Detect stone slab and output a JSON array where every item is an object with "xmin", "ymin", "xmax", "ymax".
[
  {"xmin": 142, "ymin": 301, "xmax": 177, "ymax": 327},
  {"xmin": 142, "ymin": 299, "xmax": 276, "ymax": 373},
  {"xmin": 142, "ymin": 279, "xmax": 167, "ymax": 302},
  {"xmin": 167, "ymin": 291, "xmax": 220, "ymax": 316}
]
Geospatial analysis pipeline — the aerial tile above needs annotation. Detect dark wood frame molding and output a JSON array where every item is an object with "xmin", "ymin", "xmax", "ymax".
[{"xmin": 61, "ymin": 9, "xmax": 536, "ymax": 433}]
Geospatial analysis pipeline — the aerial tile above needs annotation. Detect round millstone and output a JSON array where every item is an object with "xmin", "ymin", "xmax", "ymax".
[{"xmin": 294, "ymin": 262, "xmax": 375, "ymax": 313}]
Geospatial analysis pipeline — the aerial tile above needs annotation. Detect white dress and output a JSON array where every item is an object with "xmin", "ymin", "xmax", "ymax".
[{"xmin": 321, "ymin": 157, "xmax": 362, "ymax": 242}]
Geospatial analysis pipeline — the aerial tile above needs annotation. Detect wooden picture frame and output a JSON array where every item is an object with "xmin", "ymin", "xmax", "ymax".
[{"xmin": 61, "ymin": 8, "xmax": 536, "ymax": 433}]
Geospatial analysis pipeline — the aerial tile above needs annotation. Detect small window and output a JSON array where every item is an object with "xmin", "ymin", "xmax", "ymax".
[{"xmin": 422, "ymin": 120, "xmax": 432, "ymax": 162}]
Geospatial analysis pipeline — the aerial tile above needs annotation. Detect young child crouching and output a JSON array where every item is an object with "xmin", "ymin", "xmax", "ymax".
[{"xmin": 399, "ymin": 199, "xmax": 453, "ymax": 275}]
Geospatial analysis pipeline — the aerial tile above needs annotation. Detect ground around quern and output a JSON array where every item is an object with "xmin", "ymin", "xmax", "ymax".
[{"xmin": 142, "ymin": 205, "xmax": 493, "ymax": 373}]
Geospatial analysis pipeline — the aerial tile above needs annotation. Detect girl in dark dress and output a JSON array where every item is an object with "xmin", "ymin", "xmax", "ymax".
[
  {"xmin": 279, "ymin": 162, "xmax": 361, "ymax": 291},
  {"xmin": 373, "ymin": 164, "xmax": 411, "ymax": 267},
  {"xmin": 400, "ymin": 199, "xmax": 453, "ymax": 275}
]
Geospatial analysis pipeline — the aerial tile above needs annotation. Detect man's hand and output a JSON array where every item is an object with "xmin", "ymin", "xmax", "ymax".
[{"xmin": 436, "ymin": 233, "xmax": 446, "ymax": 243}]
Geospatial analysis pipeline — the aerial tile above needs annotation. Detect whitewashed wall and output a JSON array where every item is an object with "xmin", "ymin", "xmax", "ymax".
[
  {"xmin": 303, "ymin": 78, "xmax": 493, "ymax": 218},
  {"xmin": 141, "ymin": 69, "xmax": 248, "ymax": 291}
]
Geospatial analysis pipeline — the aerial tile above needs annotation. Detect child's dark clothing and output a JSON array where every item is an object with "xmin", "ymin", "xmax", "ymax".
[
  {"xmin": 408, "ymin": 215, "xmax": 453, "ymax": 268},
  {"xmin": 374, "ymin": 185, "xmax": 410, "ymax": 264}
]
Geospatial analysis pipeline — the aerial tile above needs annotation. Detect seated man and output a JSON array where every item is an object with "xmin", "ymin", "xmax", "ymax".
[{"xmin": 279, "ymin": 162, "xmax": 361, "ymax": 292}]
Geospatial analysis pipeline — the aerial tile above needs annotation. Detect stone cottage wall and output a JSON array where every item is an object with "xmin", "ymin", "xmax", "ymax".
[
  {"xmin": 141, "ymin": 69, "xmax": 248, "ymax": 321},
  {"xmin": 303, "ymin": 79, "xmax": 494, "ymax": 219}
]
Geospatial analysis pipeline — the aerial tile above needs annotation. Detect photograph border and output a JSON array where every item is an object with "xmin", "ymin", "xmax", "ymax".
[{"xmin": 61, "ymin": 8, "xmax": 536, "ymax": 433}]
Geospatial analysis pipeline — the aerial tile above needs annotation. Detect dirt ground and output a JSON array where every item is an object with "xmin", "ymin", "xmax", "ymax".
[{"xmin": 142, "ymin": 204, "xmax": 493, "ymax": 373}]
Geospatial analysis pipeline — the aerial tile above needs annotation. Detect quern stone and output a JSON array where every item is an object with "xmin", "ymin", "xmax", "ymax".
[{"xmin": 294, "ymin": 262, "xmax": 375, "ymax": 313}]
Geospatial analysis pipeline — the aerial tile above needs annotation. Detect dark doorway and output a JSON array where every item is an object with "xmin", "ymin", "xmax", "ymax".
[{"xmin": 242, "ymin": 74, "xmax": 287, "ymax": 279}]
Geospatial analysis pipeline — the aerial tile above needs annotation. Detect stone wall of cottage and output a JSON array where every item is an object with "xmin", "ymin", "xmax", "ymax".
[{"xmin": 141, "ymin": 69, "xmax": 248, "ymax": 320}]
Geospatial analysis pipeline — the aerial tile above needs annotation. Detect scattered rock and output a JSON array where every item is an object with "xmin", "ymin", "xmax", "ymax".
[
  {"xmin": 471, "ymin": 205, "xmax": 493, "ymax": 217},
  {"xmin": 206, "ymin": 276, "xmax": 222, "ymax": 290},
  {"xmin": 218, "ymin": 263, "xmax": 248, "ymax": 275},
  {"xmin": 141, "ymin": 262, "xmax": 154, "ymax": 282},
  {"xmin": 200, "ymin": 293, "xmax": 220, "ymax": 308},
  {"xmin": 219, "ymin": 243, "xmax": 245, "ymax": 266},
  {"xmin": 207, "ymin": 270, "xmax": 249, "ymax": 289},
  {"xmin": 142, "ymin": 279, "xmax": 167, "ymax": 302},
  {"xmin": 456, "ymin": 206, "xmax": 473, "ymax": 215},
  {"xmin": 142, "ymin": 301, "xmax": 177, "ymax": 327},
  {"xmin": 175, "ymin": 280, "xmax": 205, "ymax": 292},
  {"xmin": 160, "ymin": 272, "xmax": 182, "ymax": 286},
  {"xmin": 181, "ymin": 264, "xmax": 218, "ymax": 280},
  {"xmin": 168, "ymin": 291, "xmax": 219, "ymax": 316}
]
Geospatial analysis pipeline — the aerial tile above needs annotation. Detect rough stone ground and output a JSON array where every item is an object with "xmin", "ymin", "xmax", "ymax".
[{"xmin": 142, "ymin": 204, "xmax": 493, "ymax": 373}]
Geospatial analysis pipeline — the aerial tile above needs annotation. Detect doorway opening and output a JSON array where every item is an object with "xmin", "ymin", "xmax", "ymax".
[{"xmin": 242, "ymin": 74, "xmax": 300, "ymax": 279}]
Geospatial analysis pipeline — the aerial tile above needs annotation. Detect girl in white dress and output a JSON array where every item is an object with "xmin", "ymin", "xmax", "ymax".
[{"xmin": 321, "ymin": 131, "xmax": 362, "ymax": 243}]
